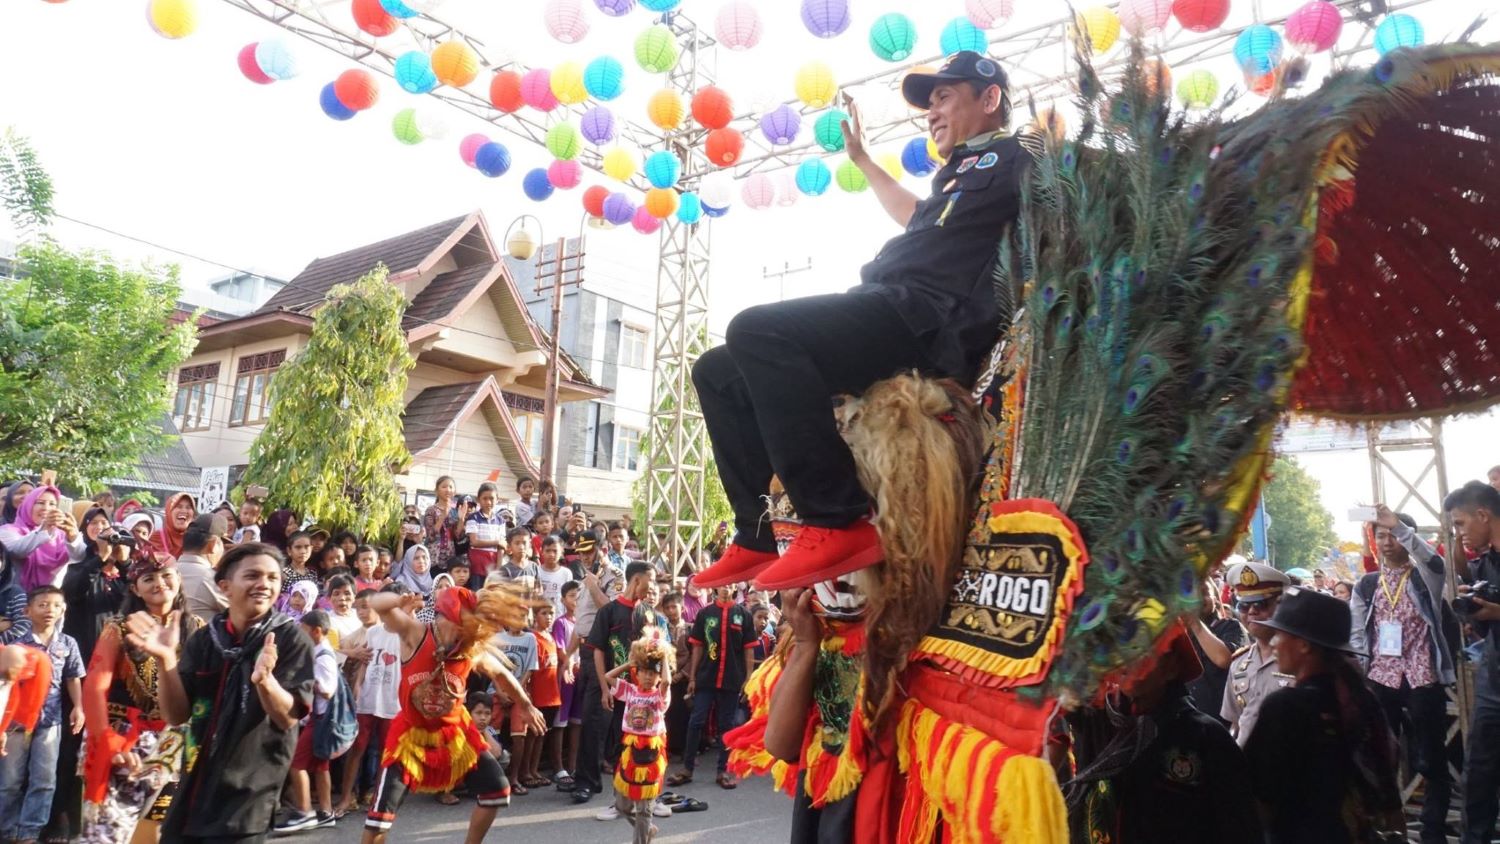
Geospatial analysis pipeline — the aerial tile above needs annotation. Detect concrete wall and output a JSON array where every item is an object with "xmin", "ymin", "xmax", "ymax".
[{"xmin": 175, "ymin": 335, "xmax": 308, "ymax": 469}]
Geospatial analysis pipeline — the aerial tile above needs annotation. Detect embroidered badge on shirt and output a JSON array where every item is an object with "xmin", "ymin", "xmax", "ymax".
[
  {"xmin": 976, "ymin": 152, "xmax": 1000, "ymax": 170},
  {"xmin": 956, "ymin": 156, "xmax": 979, "ymax": 173},
  {"xmin": 1163, "ymin": 748, "xmax": 1201, "ymax": 785}
]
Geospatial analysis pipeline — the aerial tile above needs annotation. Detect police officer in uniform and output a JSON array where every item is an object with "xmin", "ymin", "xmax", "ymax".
[{"xmin": 1220, "ymin": 562, "xmax": 1295, "ymax": 746}]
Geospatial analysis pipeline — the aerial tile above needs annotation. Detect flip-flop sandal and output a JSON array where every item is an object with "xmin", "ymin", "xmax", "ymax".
[
  {"xmin": 555, "ymin": 775, "xmax": 576, "ymax": 790},
  {"xmin": 658, "ymin": 792, "xmax": 685, "ymax": 806},
  {"xmin": 523, "ymin": 777, "xmax": 551, "ymax": 788},
  {"xmin": 511, "ymin": 783, "xmax": 530, "ymax": 796},
  {"xmin": 673, "ymin": 797, "xmax": 709, "ymax": 813},
  {"xmin": 666, "ymin": 772, "xmax": 694, "ymax": 787},
  {"xmin": 717, "ymin": 774, "xmax": 738, "ymax": 790},
  {"xmin": 437, "ymin": 793, "xmax": 461, "ymax": 806}
]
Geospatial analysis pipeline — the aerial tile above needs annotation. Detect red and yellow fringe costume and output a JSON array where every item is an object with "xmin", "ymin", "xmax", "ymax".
[{"xmin": 615, "ymin": 733, "xmax": 669, "ymax": 801}]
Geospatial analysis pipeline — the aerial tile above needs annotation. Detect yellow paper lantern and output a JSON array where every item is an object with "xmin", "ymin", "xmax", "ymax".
[
  {"xmin": 925, "ymin": 136, "xmax": 945, "ymax": 165},
  {"xmin": 645, "ymin": 188, "xmax": 679, "ymax": 219},
  {"xmin": 551, "ymin": 61, "xmax": 589, "ymax": 106},
  {"xmin": 878, "ymin": 152, "xmax": 904, "ymax": 181},
  {"xmin": 1074, "ymin": 6, "xmax": 1121, "ymax": 54},
  {"xmin": 431, "ymin": 40, "xmax": 480, "ymax": 88},
  {"xmin": 647, "ymin": 89, "xmax": 685, "ymax": 130},
  {"xmin": 602, "ymin": 146, "xmax": 639, "ymax": 182},
  {"xmin": 795, "ymin": 61, "xmax": 838, "ymax": 109},
  {"xmin": 148, "ymin": 0, "xmax": 198, "ymax": 39}
]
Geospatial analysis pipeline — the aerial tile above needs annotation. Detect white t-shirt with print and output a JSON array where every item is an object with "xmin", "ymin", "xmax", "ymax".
[{"xmin": 358, "ymin": 623, "xmax": 403, "ymax": 719}]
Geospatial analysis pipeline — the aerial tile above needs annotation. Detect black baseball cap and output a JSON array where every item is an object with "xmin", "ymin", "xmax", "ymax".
[{"xmin": 902, "ymin": 51, "xmax": 1009, "ymax": 109}]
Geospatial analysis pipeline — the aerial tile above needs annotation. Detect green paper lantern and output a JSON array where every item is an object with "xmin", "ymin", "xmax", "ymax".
[
  {"xmin": 836, "ymin": 159, "xmax": 868, "ymax": 192},
  {"xmin": 1176, "ymin": 69, "xmax": 1219, "ymax": 109},
  {"xmin": 869, "ymin": 13, "xmax": 917, "ymax": 62},
  {"xmin": 814, "ymin": 109, "xmax": 849, "ymax": 152},
  {"xmin": 392, "ymin": 108, "xmax": 423, "ymax": 145},
  {"xmin": 635, "ymin": 24, "xmax": 679, "ymax": 74},
  {"xmin": 546, "ymin": 122, "xmax": 583, "ymax": 160}
]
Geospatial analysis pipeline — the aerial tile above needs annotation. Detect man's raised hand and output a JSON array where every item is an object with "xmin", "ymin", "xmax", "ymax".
[{"xmin": 251, "ymin": 632, "xmax": 278, "ymax": 686}]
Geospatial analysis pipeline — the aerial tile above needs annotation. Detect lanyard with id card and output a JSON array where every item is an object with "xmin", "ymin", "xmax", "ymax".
[{"xmin": 1377, "ymin": 569, "xmax": 1412, "ymax": 657}]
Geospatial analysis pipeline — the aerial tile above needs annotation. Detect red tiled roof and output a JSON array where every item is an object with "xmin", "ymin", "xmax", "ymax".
[
  {"xmin": 401, "ymin": 378, "xmax": 540, "ymax": 477},
  {"xmin": 402, "ymin": 263, "xmax": 500, "ymax": 331}
]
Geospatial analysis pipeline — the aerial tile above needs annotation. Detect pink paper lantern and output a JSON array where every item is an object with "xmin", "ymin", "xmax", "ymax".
[
  {"xmin": 776, "ymin": 174, "xmax": 799, "ymax": 207},
  {"xmin": 544, "ymin": 0, "xmax": 590, "ymax": 44},
  {"xmin": 632, "ymin": 206, "xmax": 662, "ymax": 234},
  {"xmin": 1285, "ymin": 0, "xmax": 1343, "ymax": 53},
  {"xmin": 521, "ymin": 68, "xmax": 560, "ymax": 112},
  {"xmin": 548, "ymin": 158, "xmax": 582, "ymax": 189},
  {"xmin": 742, "ymin": 173, "xmax": 776, "ymax": 209},
  {"xmin": 459, "ymin": 133, "xmax": 489, "ymax": 167},
  {"xmin": 1118, "ymin": 0, "xmax": 1174, "ymax": 37},
  {"xmin": 238, "ymin": 43, "xmax": 274, "ymax": 84},
  {"xmin": 965, "ymin": 0, "xmax": 1014, "ymax": 29},
  {"xmin": 715, "ymin": 2, "xmax": 763, "ymax": 51}
]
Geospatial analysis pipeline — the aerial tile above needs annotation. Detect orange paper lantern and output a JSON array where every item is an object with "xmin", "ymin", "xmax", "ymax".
[
  {"xmin": 583, "ymin": 185, "xmax": 610, "ymax": 217},
  {"xmin": 647, "ymin": 89, "xmax": 685, "ymax": 130},
  {"xmin": 490, "ymin": 70, "xmax": 524, "ymax": 113},
  {"xmin": 333, "ymin": 68, "xmax": 380, "ymax": 111},
  {"xmin": 431, "ymin": 40, "xmax": 479, "ymax": 88},
  {"xmin": 704, "ymin": 127, "xmax": 745, "ymax": 166},
  {"xmin": 691, "ymin": 86, "xmax": 734, "ymax": 130},
  {"xmin": 645, "ymin": 188, "xmax": 679, "ymax": 219}
]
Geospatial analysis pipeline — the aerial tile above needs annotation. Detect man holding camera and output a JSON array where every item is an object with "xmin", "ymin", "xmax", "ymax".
[
  {"xmin": 1446, "ymin": 481, "xmax": 1500, "ymax": 844},
  {"xmin": 1349, "ymin": 505, "xmax": 1454, "ymax": 844}
]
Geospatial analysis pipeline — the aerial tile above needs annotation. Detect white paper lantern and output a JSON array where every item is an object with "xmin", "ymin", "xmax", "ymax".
[
  {"xmin": 544, "ymin": 0, "xmax": 590, "ymax": 44},
  {"xmin": 699, "ymin": 174, "xmax": 736, "ymax": 209},
  {"xmin": 1118, "ymin": 0, "xmax": 1174, "ymax": 37},
  {"xmin": 715, "ymin": 2, "xmax": 763, "ymax": 51},
  {"xmin": 414, "ymin": 110, "xmax": 449, "ymax": 139},
  {"xmin": 742, "ymin": 173, "xmax": 776, "ymax": 209},
  {"xmin": 966, "ymin": 0, "xmax": 1014, "ymax": 29}
]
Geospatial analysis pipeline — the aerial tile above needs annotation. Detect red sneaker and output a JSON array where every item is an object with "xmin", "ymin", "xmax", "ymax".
[
  {"xmin": 753, "ymin": 521, "xmax": 883, "ymax": 591},
  {"xmin": 692, "ymin": 543, "xmax": 779, "ymax": 589}
]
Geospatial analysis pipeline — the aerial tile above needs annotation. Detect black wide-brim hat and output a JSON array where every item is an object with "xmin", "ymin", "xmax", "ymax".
[{"xmin": 1256, "ymin": 586, "xmax": 1364, "ymax": 656}]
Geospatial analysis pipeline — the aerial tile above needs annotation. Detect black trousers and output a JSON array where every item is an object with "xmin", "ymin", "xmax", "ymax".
[
  {"xmin": 1373, "ymin": 680, "xmax": 1451, "ymax": 843},
  {"xmin": 1466, "ymin": 663, "xmax": 1500, "ymax": 844},
  {"xmin": 691, "ymin": 292, "xmax": 938, "ymax": 548}
]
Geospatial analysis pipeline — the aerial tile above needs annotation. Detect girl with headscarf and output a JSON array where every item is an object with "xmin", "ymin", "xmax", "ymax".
[
  {"xmin": 390, "ymin": 545, "xmax": 435, "ymax": 597},
  {"xmin": 149, "ymin": 494, "xmax": 197, "ymax": 560},
  {"xmin": 0, "ymin": 485, "xmax": 87, "ymax": 591},
  {"xmin": 278, "ymin": 580, "xmax": 320, "ymax": 623},
  {"xmin": 1, "ymin": 480, "xmax": 35, "ymax": 526}
]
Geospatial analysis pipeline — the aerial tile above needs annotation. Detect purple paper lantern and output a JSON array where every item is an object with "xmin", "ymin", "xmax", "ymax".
[
  {"xmin": 801, "ymin": 0, "xmax": 851, "ymax": 38},
  {"xmin": 603, "ymin": 192, "xmax": 637, "ymax": 225},
  {"xmin": 759, "ymin": 104, "xmax": 802, "ymax": 145},
  {"xmin": 581, "ymin": 106, "xmax": 616, "ymax": 146},
  {"xmin": 594, "ymin": 0, "xmax": 634, "ymax": 15}
]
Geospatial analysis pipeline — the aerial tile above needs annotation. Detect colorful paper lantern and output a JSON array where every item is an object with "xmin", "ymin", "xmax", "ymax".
[
  {"xmin": 580, "ymin": 106, "xmax": 616, "ymax": 146},
  {"xmin": 490, "ymin": 70, "xmax": 525, "ymax": 112},
  {"xmin": 1118, "ymin": 0, "xmax": 1173, "ymax": 37},
  {"xmin": 320, "ymin": 83, "xmax": 356, "ymax": 120},
  {"xmin": 334, "ymin": 69, "xmax": 380, "ymax": 111},
  {"xmin": 700, "ymin": 175, "xmax": 735, "ymax": 213},
  {"xmin": 796, "ymin": 61, "xmax": 837, "ymax": 109},
  {"xmin": 927, "ymin": 136, "xmax": 943, "ymax": 163},
  {"xmin": 901, "ymin": 137, "xmax": 936, "ymax": 176},
  {"xmin": 776, "ymin": 175, "xmax": 800, "ymax": 207},
  {"xmin": 595, "ymin": 0, "xmax": 634, "ymax": 16},
  {"xmin": 352, "ymin": 0, "xmax": 399, "ymax": 37},
  {"xmin": 548, "ymin": 158, "xmax": 582, "ymax": 189},
  {"xmin": 966, "ymin": 0, "xmax": 1014, "ymax": 29},
  {"xmin": 633, "ymin": 206, "xmax": 662, "ymax": 235},
  {"xmin": 760, "ymin": 104, "xmax": 802, "ymax": 146},
  {"xmin": 1141, "ymin": 58, "xmax": 1173, "ymax": 95},
  {"xmin": 645, "ymin": 188, "xmax": 679, "ymax": 219},
  {"xmin": 639, "ymin": 0, "xmax": 680, "ymax": 10},
  {"xmin": 1171, "ymin": 0, "xmax": 1229, "ymax": 32},
  {"xmin": 801, "ymin": 0, "xmax": 851, "ymax": 38},
  {"xmin": 1177, "ymin": 68, "xmax": 1219, "ymax": 108},
  {"xmin": 1286, "ymin": 1, "xmax": 1343, "ymax": 53},
  {"xmin": 1247, "ymin": 69, "xmax": 1277, "ymax": 96},
  {"xmin": 677, "ymin": 191, "xmax": 704, "ymax": 224},
  {"xmin": 459, "ymin": 133, "xmax": 489, "ymax": 166},
  {"xmin": 414, "ymin": 111, "xmax": 448, "ymax": 139},
  {"xmin": 647, "ymin": 89, "xmax": 685, "ymax": 130},
  {"xmin": 870, "ymin": 13, "xmax": 917, "ymax": 62},
  {"xmin": 395, "ymin": 51, "xmax": 438, "ymax": 94},
  {"xmin": 704, "ymin": 128, "xmax": 745, "ymax": 166},
  {"xmin": 1234, "ymin": 24, "xmax": 1283, "ymax": 75},
  {"xmin": 147, "ymin": 0, "xmax": 197, "ymax": 39},
  {"xmin": 836, "ymin": 159, "xmax": 868, "ymax": 192},
  {"xmin": 392, "ymin": 108, "xmax": 424, "ymax": 144},
  {"xmin": 583, "ymin": 185, "xmax": 610, "ymax": 217},
  {"xmin": 239, "ymin": 44, "xmax": 274, "ymax": 85},
  {"xmin": 940, "ymin": 18, "xmax": 987, "ymax": 56},
  {"xmin": 522, "ymin": 68, "xmax": 560, "ymax": 111},
  {"xmin": 431, "ymin": 41, "xmax": 478, "ymax": 87},
  {"xmin": 584, "ymin": 56, "xmax": 626, "ymax": 101},
  {"xmin": 742, "ymin": 174, "xmax": 776, "ymax": 209},
  {"xmin": 603, "ymin": 192, "xmax": 637, "ymax": 225},
  {"xmin": 255, "ymin": 39, "xmax": 298, "ymax": 81},
  {"xmin": 716, "ymin": 2, "xmax": 763, "ymax": 51},
  {"xmin": 551, "ymin": 61, "xmax": 589, "ymax": 105},
  {"xmin": 877, "ymin": 152, "xmax": 904, "ymax": 181},
  {"xmin": 691, "ymin": 87, "xmax": 735, "ymax": 130},
  {"xmin": 703, "ymin": 204, "xmax": 729, "ymax": 219},
  {"xmin": 795, "ymin": 158, "xmax": 832, "ymax": 195},
  {"xmin": 635, "ymin": 25, "xmax": 679, "ymax": 73},
  {"xmin": 1075, "ymin": 6, "xmax": 1120, "ymax": 54},
  {"xmin": 1374, "ymin": 14, "xmax": 1423, "ymax": 56},
  {"xmin": 814, "ymin": 109, "xmax": 848, "ymax": 151},
  {"xmin": 379, "ymin": 0, "xmax": 419, "ymax": 18},
  {"xmin": 545, "ymin": 0, "xmax": 590, "ymax": 44},
  {"xmin": 546, "ymin": 123, "xmax": 583, "ymax": 160},
  {"xmin": 602, "ymin": 146, "xmax": 638, "ymax": 182},
  {"xmin": 644, "ymin": 151, "xmax": 681, "ymax": 188},
  {"xmin": 523, "ymin": 168, "xmax": 555, "ymax": 201}
]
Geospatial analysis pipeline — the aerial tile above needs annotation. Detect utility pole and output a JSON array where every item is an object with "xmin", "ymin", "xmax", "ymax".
[
  {"xmin": 535, "ymin": 236, "xmax": 586, "ymax": 486},
  {"xmin": 763, "ymin": 258, "xmax": 814, "ymax": 302}
]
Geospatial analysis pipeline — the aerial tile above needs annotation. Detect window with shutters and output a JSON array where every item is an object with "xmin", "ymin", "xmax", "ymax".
[
  {"xmin": 173, "ymin": 362, "xmax": 219, "ymax": 432},
  {"xmin": 228, "ymin": 349, "xmax": 285, "ymax": 427}
]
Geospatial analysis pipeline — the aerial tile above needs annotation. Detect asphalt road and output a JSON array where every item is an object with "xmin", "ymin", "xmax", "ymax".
[{"xmin": 293, "ymin": 775, "xmax": 793, "ymax": 843}]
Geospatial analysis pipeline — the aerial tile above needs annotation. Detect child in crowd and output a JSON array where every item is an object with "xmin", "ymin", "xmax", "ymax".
[
  {"xmin": 549, "ymin": 581, "xmax": 581, "ymax": 790},
  {"xmin": 749, "ymin": 603, "xmax": 775, "ymax": 664},
  {"xmin": 467, "ymin": 693, "xmax": 505, "ymax": 760},
  {"xmin": 283, "ymin": 531, "xmax": 320, "ymax": 594},
  {"xmin": 495, "ymin": 611, "xmax": 539, "ymax": 794},
  {"xmin": 0, "ymin": 586, "xmax": 84, "ymax": 844},
  {"xmin": 536, "ymin": 536, "xmax": 572, "ymax": 615},
  {"xmin": 463, "ymin": 482, "xmax": 508, "ymax": 586},
  {"xmin": 602, "ymin": 628, "xmax": 675, "ymax": 842},
  {"xmin": 283, "ymin": 579, "xmax": 319, "ymax": 622},
  {"xmin": 497, "ymin": 529, "xmax": 539, "ymax": 582},
  {"xmin": 373, "ymin": 547, "xmax": 393, "ymax": 582},
  {"xmin": 521, "ymin": 603, "xmax": 562, "ymax": 789},
  {"xmin": 336, "ymin": 585, "xmax": 402, "ymax": 816},
  {"xmin": 325, "ymin": 574, "xmax": 364, "ymax": 662},
  {"xmin": 352, "ymin": 545, "xmax": 383, "ymax": 593},
  {"xmin": 445, "ymin": 559, "xmax": 472, "ymax": 595},
  {"xmin": 275, "ymin": 610, "xmax": 339, "ymax": 833},
  {"xmin": 529, "ymin": 512, "xmax": 555, "ymax": 557},
  {"xmin": 659, "ymin": 592, "xmax": 691, "ymax": 756}
]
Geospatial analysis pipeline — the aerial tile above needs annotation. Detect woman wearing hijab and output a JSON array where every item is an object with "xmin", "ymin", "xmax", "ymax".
[
  {"xmin": 0, "ymin": 485, "xmax": 87, "ymax": 591},
  {"xmin": 259, "ymin": 510, "xmax": 298, "ymax": 553},
  {"xmin": 1, "ymin": 480, "xmax": 35, "ymax": 527},
  {"xmin": 63, "ymin": 508, "xmax": 130, "ymax": 665},
  {"xmin": 150, "ymin": 494, "xmax": 197, "ymax": 560},
  {"xmin": 389, "ymin": 545, "xmax": 434, "ymax": 598}
]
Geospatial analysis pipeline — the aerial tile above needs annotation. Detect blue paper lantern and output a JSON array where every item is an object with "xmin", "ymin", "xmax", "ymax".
[
  {"xmin": 1233, "ymin": 24, "xmax": 1283, "ymax": 75},
  {"xmin": 581, "ymin": 106, "xmax": 617, "ymax": 145},
  {"xmin": 523, "ymin": 168, "xmax": 555, "ymax": 201},
  {"xmin": 801, "ymin": 0, "xmax": 851, "ymax": 38},
  {"xmin": 394, "ymin": 50, "xmax": 438, "ymax": 94},
  {"xmin": 644, "ymin": 151, "xmax": 682, "ymax": 189},
  {"xmin": 319, "ymin": 82, "xmax": 356, "ymax": 120},
  {"xmin": 702, "ymin": 203, "xmax": 729, "ymax": 218},
  {"xmin": 475, "ymin": 142, "xmax": 512, "ymax": 177},
  {"xmin": 603, "ymin": 192, "xmax": 637, "ymax": 225},
  {"xmin": 639, "ymin": 0, "xmax": 680, "ymax": 11},
  {"xmin": 759, "ymin": 104, "xmax": 802, "ymax": 146},
  {"xmin": 940, "ymin": 18, "xmax": 988, "ymax": 56},
  {"xmin": 254, "ymin": 39, "xmax": 299, "ymax": 81},
  {"xmin": 379, "ymin": 0, "xmax": 420, "ymax": 19},
  {"xmin": 795, "ymin": 159, "xmax": 832, "ymax": 196},
  {"xmin": 584, "ymin": 56, "xmax": 626, "ymax": 101},
  {"xmin": 676, "ymin": 191, "xmax": 703, "ymax": 223},
  {"xmin": 901, "ymin": 137, "xmax": 937, "ymax": 177},
  {"xmin": 1374, "ymin": 14, "xmax": 1424, "ymax": 56}
]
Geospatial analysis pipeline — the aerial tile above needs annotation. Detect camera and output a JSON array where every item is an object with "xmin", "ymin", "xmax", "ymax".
[
  {"xmin": 1454, "ymin": 581, "xmax": 1500, "ymax": 615},
  {"xmin": 101, "ymin": 529, "xmax": 137, "ymax": 549}
]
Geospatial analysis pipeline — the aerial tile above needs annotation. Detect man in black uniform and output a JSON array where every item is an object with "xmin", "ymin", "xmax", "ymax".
[
  {"xmin": 692, "ymin": 51, "xmax": 1032, "ymax": 591},
  {"xmin": 1446, "ymin": 481, "xmax": 1500, "ymax": 844}
]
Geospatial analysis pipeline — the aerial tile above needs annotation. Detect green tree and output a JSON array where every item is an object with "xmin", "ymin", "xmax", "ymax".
[
  {"xmin": 0, "ymin": 243, "xmax": 196, "ymax": 488},
  {"xmin": 1262, "ymin": 455, "xmax": 1338, "ymax": 569},
  {"xmin": 0, "ymin": 128, "xmax": 55, "ymax": 236},
  {"xmin": 241, "ymin": 266, "xmax": 414, "ymax": 540}
]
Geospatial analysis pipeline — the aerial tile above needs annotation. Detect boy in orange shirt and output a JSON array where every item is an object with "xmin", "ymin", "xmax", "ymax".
[{"xmin": 519, "ymin": 604, "xmax": 562, "ymax": 788}]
